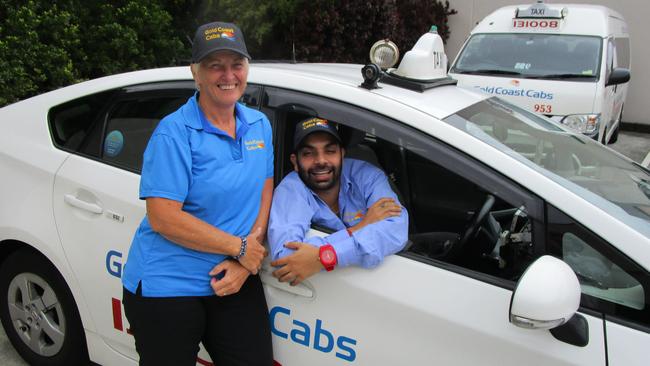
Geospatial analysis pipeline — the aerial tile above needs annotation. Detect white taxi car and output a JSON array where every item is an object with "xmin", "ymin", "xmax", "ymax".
[{"xmin": 0, "ymin": 31, "xmax": 649, "ymax": 366}]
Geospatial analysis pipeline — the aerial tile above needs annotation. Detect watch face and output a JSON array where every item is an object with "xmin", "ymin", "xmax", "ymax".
[{"xmin": 322, "ymin": 249, "xmax": 335, "ymax": 263}]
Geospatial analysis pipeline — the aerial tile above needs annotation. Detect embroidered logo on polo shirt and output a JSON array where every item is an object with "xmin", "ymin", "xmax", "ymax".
[
  {"xmin": 343, "ymin": 210, "xmax": 364, "ymax": 224},
  {"xmin": 245, "ymin": 139, "xmax": 265, "ymax": 151}
]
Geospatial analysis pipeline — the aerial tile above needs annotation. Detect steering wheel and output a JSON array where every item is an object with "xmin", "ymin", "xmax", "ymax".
[{"xmin": 446, "ymin": 194, "xmax": 496, "ymax": 259}]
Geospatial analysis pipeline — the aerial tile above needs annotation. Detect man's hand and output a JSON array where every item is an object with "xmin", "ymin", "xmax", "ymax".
[
  {"xmin": 209, "ymin": 260, "xmax": 250, "ymax": 297},
  {"xmin": 237, "ymin": 227, "xmax": 267, "ymax": 275},
  {"xmin": 271, "ymin": 242, "xmax": 322, "ymax": 286},
  {"xmin": 352, "ymin": 197, "xmax": 402, "ymax": 233}
]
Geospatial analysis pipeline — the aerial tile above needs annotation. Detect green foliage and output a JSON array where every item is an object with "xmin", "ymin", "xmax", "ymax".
[
  {"xmin": 0, "ymin": 0, "xmax": 186, "ymax": 106},
  {"xmin": 0, "ymin": 1, "xmax": 81, "ymax": 105},
  {"xmin": 0, "ymin": 0, "xmax": 457, "ymax": 106},
  {"xmin": 78, "ymin": 1, "xmax": 186, "ymax": 78},
  {"xmin": 288, "ymin": 0, "xmax": 457, "ymax": 63},
  {"xmin": 197, "ymin": 0, "xmax": 457, "ymax": 63}
]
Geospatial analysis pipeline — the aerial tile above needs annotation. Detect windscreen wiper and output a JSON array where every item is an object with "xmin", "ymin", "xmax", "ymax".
[
  {"xmin": 526, "ymin": 73, "xmax": 596, "ymax": 80},
  {"xmin": 456, "ymin": 69, "xmax": 523, "ymax": 76}
]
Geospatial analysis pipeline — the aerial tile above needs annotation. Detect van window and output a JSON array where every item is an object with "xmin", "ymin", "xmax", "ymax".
[
  {"xmin": 614, "ymin": 37, "xmax": 631, "ymax": 69},
  {"xmin": 451, "ymin": 34, "xmax": 602, "ymax": 81}
]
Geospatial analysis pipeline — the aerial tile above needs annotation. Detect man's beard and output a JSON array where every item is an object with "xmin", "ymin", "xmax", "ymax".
[{"xmin": 296, "ymin": 158, "xmax": 342, "ymax": 192}]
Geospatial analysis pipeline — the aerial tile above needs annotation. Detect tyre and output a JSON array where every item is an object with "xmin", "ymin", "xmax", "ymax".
[
  {"xmin": 610, "ymin": 107, "xmax": 623, "ymax": 144},
  {"xmin": 0, "ymin": 249, "xmax": 89, "ymax": 365}
]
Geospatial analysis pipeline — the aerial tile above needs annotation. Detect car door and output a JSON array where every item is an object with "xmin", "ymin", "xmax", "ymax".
[
  {"xmin": 546, "ymin": 205, "xmax": 650, "ymax": 366},
  {"xmin": 261, "ymin": 87, "xmax": 607, "ymax": 365},
  {"xmin": 51, "ymin": 83, "xmax": 196, "ymax": 361},
  {"xmin": 52, "ymin": 82, "xmax": 265, "ymax": 364},
  {"xmin": 52, "ymin": 82, "xmax": 266, "ymax": 364}
]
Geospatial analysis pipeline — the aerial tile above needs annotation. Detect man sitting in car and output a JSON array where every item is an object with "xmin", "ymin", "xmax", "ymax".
[{"xmin": 268, "ymin": 117, "xmax": 409, "ymax": 284}]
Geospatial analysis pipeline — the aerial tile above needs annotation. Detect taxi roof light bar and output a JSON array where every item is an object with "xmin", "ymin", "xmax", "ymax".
[
  {"xmin": 361, "ymin": 26, "xmax": 457, "ymax": 92},
  {"xmin": 515, "ymin": 2, "xmax": 567, "ymax": 19}
]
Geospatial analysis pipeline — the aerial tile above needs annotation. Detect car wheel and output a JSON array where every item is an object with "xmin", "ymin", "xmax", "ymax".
[
  {"xmin": 0, "ymin": 249, "xmax": 89, "ymax": 365},
  {"xmin": 610, "ymin": 108, "xmax": 623, "ymax": 144}
]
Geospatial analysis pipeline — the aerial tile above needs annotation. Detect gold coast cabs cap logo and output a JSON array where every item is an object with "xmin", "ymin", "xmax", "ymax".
[
  {"xmin": 301, "ymin": 118, "xmax": 329, "ymax": 130},
  {"xmin": 204, "ymin": 26, "xmax": 236, "ymax": 41}
]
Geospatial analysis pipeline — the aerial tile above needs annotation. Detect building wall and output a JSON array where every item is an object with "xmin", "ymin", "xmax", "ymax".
[{"xmin": 446, "ymin": 0, "xmax": 650, "ymax": 125}]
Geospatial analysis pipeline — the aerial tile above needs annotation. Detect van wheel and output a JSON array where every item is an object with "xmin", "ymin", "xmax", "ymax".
[
  {"xmin": 600, "ymin": 127, "xmax": 608, "ymax": 144},
  {"xmin": 610, "ymin": 108, "xmax": 623, "ymax": 144},
  {"xmin": 0, "ymin": 249, "xmax": 89, "ymax": 365}
]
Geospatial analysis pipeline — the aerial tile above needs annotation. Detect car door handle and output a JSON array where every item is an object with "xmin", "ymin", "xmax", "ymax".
[
  {"xmin": 260, "ymin": 265, "xmax": 314, "ymax": 298},
  {"xmin": 64, "ymin": 194, "xmax": 103, "ymax": 214}
]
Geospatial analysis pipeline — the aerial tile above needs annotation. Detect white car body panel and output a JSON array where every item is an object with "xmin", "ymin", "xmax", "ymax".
[
  {"xmin": 605, "ymin": 321, "xmax": 648, "ymax": 366},
  {"xmin": 0, "ymin": 61, "xmax": 647, "ymax": 365},
  {"xmin": 266, "ymin": 256, "xmax": 606, "ymax": 366}
]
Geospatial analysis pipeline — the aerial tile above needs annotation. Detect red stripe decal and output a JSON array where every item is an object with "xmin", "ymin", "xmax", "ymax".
[
  {"xmin": 196, "ymin": 357, "xmax": 214, "ymax": 366},
  {"xmin": 111, "ymin": 298, "xmax": 123, "ymax": 331},
  {"xmin": 273, "ymin": 361, "xmax": 282, "ymax": 366}
]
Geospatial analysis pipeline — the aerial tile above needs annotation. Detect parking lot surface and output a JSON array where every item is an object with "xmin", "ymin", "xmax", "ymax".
[{"xmin": 609, "ymin": 131, "xmax": 650, "ymax": 164}]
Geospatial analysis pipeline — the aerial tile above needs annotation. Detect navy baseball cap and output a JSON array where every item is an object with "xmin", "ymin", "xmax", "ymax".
[
  {"xmin": 192, "ymin": 21, "xmax": 251, "ymax": 63},
  {"xmin": 293, "ymin": 117, "xmax": 341, "ymax": 150}
]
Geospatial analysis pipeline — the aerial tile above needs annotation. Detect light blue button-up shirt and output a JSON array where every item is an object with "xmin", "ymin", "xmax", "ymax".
[{"xmin": 268, "ymin": 158, "xmax": 408, "ymax": 268}]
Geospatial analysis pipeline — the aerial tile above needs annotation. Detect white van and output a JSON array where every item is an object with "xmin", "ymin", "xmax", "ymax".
[{"xmin": 449, "ymin": 2, "xmax": 630, "ymax": 144}]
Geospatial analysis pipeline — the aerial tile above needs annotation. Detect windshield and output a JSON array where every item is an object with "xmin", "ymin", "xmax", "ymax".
[
  {"xmin": 451, "ymin": 34, "xmax": 602, "ymax": 81},
  {"xmin": 444, "ymin": 98, "xmax": 650, "ymax": 229}
]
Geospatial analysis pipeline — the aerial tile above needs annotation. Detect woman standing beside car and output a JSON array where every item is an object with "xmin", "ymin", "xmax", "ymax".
[{"xmin": 121, "ymin": 21, "xmax": 274, "ymax": 366}]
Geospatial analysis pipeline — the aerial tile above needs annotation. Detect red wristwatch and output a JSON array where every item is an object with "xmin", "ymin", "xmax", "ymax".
[{"xmin": 319, "ymin": 244, "xmax": 337, "ymax": 272}]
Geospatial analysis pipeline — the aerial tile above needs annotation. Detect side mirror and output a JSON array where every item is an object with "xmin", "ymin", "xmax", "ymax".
[
  {"xmin": 606, "ymin": 67, "xmax": 631, "ymax": 86},
  {"xmin": 509, "ymin": 255, "xmax": 581, "ymax": 330}
]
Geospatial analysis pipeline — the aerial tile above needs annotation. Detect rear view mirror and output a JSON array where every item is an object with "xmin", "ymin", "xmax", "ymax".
[
  {"xmin": 509, "ymin": 255, "xmax": 580, "ymax": 330},
  {"xmin": 606, "ymin": 67, "xmax": 631, "ymax": 86}
]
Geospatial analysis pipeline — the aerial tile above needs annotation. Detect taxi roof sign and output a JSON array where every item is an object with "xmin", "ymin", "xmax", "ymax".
[{"xmin": 516, "ymin": 2, "xmax": 566, "ymax": 19}]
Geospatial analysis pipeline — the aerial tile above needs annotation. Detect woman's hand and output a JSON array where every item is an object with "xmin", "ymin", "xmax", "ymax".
[
  {"xmin": 237, "ymin": 227, "xmax": 267, "ymax": 274},
  {"xmin": 209, "ymin": 260, "xmax": 250, "ymax": 296}
]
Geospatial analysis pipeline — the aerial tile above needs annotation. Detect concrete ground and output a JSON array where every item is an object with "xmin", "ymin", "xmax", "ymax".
[
  {"xmin": 0, "ymin": 325, "xmax": 25, "ymax": 366},
  {"xmin": 1, "ymin": 131, "xmax": 648, "ymax": 366},
  {"xmin": 609, "ymin": 131, "xmax": 650, "ymax": 164}
]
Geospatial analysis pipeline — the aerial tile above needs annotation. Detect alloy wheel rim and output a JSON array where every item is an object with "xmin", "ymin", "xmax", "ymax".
[{"xmin": 7, "ymin": 272, "xmax": 66, "ymax": 356}]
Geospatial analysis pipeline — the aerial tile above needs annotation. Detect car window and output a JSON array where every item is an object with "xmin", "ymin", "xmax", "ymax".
[
  {"xmin": 451, "ymin": 33, "xmax": 601, "ymax": 80},
  {"xmin": 263, "ymin": 86, "xmax": 544, "ymax": 287},
  {"xmin": 445, "ymin": 97, "xmax": 650, "ymax": 231},
  {"xmin": 48, "ymin": 89, "xmax": 118, "ymax": 151},
  {"xmin": 614, "ymin": 37, "xmax": 630, "ymax": 69},
  {"xmin": 101, "ymin": 95, "xmax": 191, "ymax": 171},
  {"xmin": 50, "ymin": 83, "xmax": 263, "ymax": 173},
  {"xmin": 606, "ymin": 38, "xmax": 615, "ymax": 81},
  {"xmin": 547, "ymin": 205, "xmax": 650, "ymax": 327}
]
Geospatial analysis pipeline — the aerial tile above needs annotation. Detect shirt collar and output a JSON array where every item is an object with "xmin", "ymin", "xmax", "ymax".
[
  {"xmin": 340, "ymin": 159, "xmax": 353, "ymax": 195},
  {"xmin": 183, "ymin": 92, "xmax": 262, "ymax": 136}
]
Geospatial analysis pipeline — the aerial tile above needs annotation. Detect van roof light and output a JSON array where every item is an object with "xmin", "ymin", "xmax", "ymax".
[{"xmin": 516, "ymin": 2, "xmax": 566, "ymax": 19}]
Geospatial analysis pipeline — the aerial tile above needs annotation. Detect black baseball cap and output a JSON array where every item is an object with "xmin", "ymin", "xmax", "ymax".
[
  {"xmin": 192, "ymin": 21, "xmax": 251, "ymax": 63},
  {"xmin": 293, "ymin": 117, "xmax": 341, "ymax": 150}
]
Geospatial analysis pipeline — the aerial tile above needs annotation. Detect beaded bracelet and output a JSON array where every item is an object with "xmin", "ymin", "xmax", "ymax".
[{"xmin": 233, "ymin": 236, "xmax": 248, "ymax": 260}]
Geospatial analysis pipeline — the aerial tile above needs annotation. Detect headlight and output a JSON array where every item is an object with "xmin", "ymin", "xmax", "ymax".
[
  {"xmin": 370, "ymin": 39, "xmax": 399, "ymax": 70},
  {"xmin": 560, "ymin": 114, "xmax": 600, "ymax": 134}
]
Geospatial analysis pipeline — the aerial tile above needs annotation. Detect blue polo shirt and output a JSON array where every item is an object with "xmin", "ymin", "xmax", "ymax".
[{"xmin": 122, "ymin": 94, "xmax": 273, "ymax": 297}]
